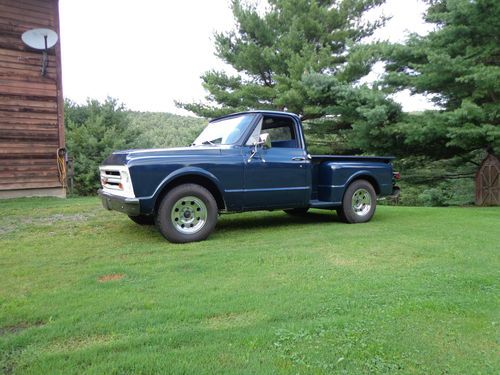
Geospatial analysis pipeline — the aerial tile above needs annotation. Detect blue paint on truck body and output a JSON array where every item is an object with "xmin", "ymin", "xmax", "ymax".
[{"xmin": 100, "ymin": 111, "xmax": 396, "ymax": 216}]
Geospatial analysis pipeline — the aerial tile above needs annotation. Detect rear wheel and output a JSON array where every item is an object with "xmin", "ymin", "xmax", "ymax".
[
  {"xmin": 338, "ymin": 180, "xmax": 376, "ymax": 223},
  {"xmin": 284, "ymin": 207, "xmax": 309, "ymax": 216},
  {"xmin": 128, "ymin": 215, "xmax": 155, "ymax": 225},
  {"xmin": 155, "ymin": 183, "xmax": 218, "ymax": 243}
]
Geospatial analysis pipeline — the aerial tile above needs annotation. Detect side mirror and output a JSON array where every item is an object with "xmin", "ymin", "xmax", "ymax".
[
  {"xmin": 257, "ymin": 132, "xmax": 272, "ymax": 149},
  {"xmin": 248, "ymin": 132, "xmax": 272, "ymax": 163}
]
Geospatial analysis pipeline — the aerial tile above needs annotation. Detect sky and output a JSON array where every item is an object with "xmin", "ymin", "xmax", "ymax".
[{"xmin": 59, "ymin": 0, "xmax": 435, "ymax": 115}]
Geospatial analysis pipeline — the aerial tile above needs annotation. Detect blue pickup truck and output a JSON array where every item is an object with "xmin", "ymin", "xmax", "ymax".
[{"xmin": 98, "ymin": 111, "xmax": 400, "ymax": 243}]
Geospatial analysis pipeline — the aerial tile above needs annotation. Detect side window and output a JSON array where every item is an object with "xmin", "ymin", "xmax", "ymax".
[
  {"xmin": 261, "ymin": 116, "xmax": 299, "ymax": 148},
  {"xmin": 266, "ymin": 126, "xmax": 292, "ymax": 141}
]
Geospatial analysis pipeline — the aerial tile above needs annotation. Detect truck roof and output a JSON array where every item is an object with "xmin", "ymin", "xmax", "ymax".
[{"xmin": 211, "ymin": 110, "xmax": 300, "ymax": 122}]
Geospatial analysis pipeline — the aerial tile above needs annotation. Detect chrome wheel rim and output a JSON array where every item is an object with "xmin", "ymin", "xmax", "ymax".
[
  {"xmin": 171, "ymin": 196, "xmax": 207, "ymax": 234},
  {"xmin": 352, "ymin": 188, "xmax": 372, "ymax": 216}
]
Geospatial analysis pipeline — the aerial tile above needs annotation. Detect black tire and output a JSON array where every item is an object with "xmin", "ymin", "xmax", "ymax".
[
  {"xmin": 155, "ymin": 183, "xmax": 218, "ymax": 243},
  {"xmin": 128, "ymin": 215, "xmax": 155, "ymax": 225},
  {"xmin": 284, "ymin": 207, "xmax": 309, "ymax": 216},
  {"xmin": 336, "ymin": 208, "xmax": 348, "ymax": 222},
  {"xmin": 339, "ymin": 180, "xmax": 377, "ymax": 223}
]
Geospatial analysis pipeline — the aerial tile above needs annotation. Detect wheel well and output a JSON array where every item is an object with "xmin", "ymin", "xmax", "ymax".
[
  {"xmin": 154, "ymin": 175, "xmax": 226, "ymax": 213},
  {"xmin": 349, "ymin": 175, "xmax": 380, "ymax": 195}
]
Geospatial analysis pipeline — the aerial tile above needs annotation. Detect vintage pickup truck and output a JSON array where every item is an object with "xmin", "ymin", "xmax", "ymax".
[{"xmin": 98, "ymin": 111, "xmax": 400, "ymax": 243}]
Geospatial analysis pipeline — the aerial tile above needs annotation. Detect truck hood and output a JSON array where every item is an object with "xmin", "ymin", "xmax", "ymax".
[{"xmin": 101, "ymin": 146, "xmax": 224, "ymax": 166}]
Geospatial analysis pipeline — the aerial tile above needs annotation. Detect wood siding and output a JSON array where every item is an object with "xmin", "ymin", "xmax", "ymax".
[{"xmin": 0, "ymin": 0, "xmax": 64, "ymax": 193}]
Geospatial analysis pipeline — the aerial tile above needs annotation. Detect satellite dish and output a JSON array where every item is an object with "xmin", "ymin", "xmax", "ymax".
[
  {"xmin": 21, "ymin": 28, "xmax": 59, "ymax": 76},
  {"xmin": 22, "ymin": 28, "xmax": 58, "ymax": 50}
]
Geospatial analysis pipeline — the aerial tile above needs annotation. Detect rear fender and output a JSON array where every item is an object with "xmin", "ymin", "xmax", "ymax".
[
  {"xmin": 344, "ymin": 171, "xmax": 380, "ymax": 194},
  {"xmin": 317, "ymin": 162, "xmax": 387, "ymax": 203}
]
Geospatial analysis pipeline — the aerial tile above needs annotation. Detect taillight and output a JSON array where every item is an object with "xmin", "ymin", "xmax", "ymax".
[{"xmin": 393, "ymin": 172, "xmax": 401, "ymax": 180}]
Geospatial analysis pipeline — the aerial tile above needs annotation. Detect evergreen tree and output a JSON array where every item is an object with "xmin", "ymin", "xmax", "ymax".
[
  {"xmin": 301, "ymin": 73, "xmax": 402, "ymax": 154},
  {"xmin": 178, "ymin": 0, "xmax": 386, "ymax": 120},
  {"xmin": 382, "ymin": 0, "xmax": 500, "ymax": 162}
]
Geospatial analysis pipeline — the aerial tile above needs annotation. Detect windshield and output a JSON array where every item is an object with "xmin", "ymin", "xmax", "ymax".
[{"xmin": 192, "ymin": 114, "xmax": 256, "ymax": 146}]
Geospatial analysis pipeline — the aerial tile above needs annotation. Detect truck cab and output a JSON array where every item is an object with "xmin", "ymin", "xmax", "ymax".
[{"xmin": 99, "ymin": 111, "xmax": 399, "ymax": 243}]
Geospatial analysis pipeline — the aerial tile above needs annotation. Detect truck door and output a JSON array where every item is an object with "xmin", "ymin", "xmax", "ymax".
[{"xmin": 243, "ymin": 115, "xmax": 310, "ymax": 209}]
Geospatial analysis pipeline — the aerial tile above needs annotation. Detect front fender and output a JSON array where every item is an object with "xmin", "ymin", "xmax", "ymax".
[
  {"xmin": 134, "ymin": 167, "xmax": 225, "ymax": 215},
  {"xmin": 151, "ymin": 167, "xmax": 224, "ymax": 200}
]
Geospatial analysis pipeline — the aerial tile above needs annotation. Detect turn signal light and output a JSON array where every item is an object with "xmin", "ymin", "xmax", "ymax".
[{"xmin": 393, "ymin": 172, "xmax": 401, "ymax": 180}]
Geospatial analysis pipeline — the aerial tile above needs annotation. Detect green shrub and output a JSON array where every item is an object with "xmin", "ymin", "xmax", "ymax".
[{"xmin": 65, "ymin": 98, "xmax": 139, "ymax": 195}]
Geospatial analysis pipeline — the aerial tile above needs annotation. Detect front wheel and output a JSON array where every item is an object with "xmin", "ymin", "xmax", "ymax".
[
  {"xmin": 337, "ymin": 180, "xmax": 376, "ymax": 223},
  {"xmin": 155, "ymin": 184, "xmax": 218, "ymax": 243}
]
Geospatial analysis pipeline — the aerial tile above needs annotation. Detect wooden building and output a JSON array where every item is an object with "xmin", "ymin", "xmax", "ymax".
[
  {"xmin": 0, "ymin": 0, "xmax": 65, "ymax": 198},
  {"xmin": 475, "ymin": 154, "xmax": 500, "ymax": 206}
]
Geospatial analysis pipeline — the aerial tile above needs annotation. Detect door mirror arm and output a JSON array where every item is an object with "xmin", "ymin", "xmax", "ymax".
[{"xmin": 247, "ymin": 133, "xmax": 271, "ymax": 163}]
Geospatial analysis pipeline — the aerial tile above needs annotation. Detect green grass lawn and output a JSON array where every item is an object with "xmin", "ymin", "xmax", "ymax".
[{"xmin": 0, "ymin": 197, "xmax": 499, "ymax": 374}]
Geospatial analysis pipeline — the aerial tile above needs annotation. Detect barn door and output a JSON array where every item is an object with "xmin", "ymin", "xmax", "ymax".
[{"xmin": 476, "ymin": 156, "xmax": 500, "ymax": 206}]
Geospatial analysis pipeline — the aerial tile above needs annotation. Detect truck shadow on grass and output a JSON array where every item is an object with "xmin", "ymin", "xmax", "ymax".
[
  {"xmin": 125, "ymin": 211, "xmax": 340, "ymax": 240},
  {"xmin": 216, "ymin": 210, "xmax": 342, "ymax": 232},
  {"xmin": 214, "ymin": 208, "xmax": 394, "ymax": 234},
  {"xmin": 127, "ymin": 209, "xmax": 393, "ymax": 241}
]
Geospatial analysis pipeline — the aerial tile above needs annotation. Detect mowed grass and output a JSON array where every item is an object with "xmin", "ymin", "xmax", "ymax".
[{"xmin": 0, "ymin": 197, "xmax": 498, "ymax": 374}]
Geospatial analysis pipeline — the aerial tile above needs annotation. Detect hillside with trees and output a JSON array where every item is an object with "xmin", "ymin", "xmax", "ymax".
[{"xmin": 128, "ymin": 111, "xmax": 206, "ymax": 149}]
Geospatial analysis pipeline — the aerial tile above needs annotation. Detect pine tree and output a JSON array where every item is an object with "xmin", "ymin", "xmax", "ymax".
[
  {"xmin": 382, "ymin": 0, "xmax": 500, "ymax": 162},
  {"xmin": 178, "ymin": 0, "xmax": 386, "ymax": 120}
]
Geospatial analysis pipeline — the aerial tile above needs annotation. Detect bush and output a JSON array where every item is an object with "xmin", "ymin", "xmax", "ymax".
[
  {"xmin": 65, "ymin": 98, "xmax": 140, "ymax": 195},
  {"xmin": 394, "ymin": 179, "xmax": 475, "ymax": 207},
  {"xmin": 418, "ymin": 187, "xmax": 450, "ymax": 207}
]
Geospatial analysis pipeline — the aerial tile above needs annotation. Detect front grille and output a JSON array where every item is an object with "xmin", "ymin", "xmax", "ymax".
[
  {"xmin": 101, "ymin": 169, "xmax": 122, "ymax": 190},
  {"xmin": 99, "ymin": 165, "xmax": 135, "ymax": 198}
]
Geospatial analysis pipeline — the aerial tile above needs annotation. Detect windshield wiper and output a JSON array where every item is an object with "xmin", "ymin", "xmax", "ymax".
[
  {"xmin": 191, "ymin": 139, "xmax": 221, "ymax": 146},
  {"xmin": 191, "ymin": 140, "xmax": 217, "ymax": 146}
]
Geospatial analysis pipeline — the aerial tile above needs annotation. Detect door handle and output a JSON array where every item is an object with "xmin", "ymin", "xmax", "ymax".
[{"xmin": 292, "ymin": 157, "xmax": 306, "ymax": 161}]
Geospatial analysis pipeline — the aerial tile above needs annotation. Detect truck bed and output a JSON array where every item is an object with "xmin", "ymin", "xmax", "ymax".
[{"xmin": 310, "ymin": 155, "xmax": 395, "ymax": 205}]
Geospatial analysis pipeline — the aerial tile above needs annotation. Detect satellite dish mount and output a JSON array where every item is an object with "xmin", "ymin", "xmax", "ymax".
[{"xmin": 21, "ymin": 28, "xmax": 58, "ymax": 76}]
